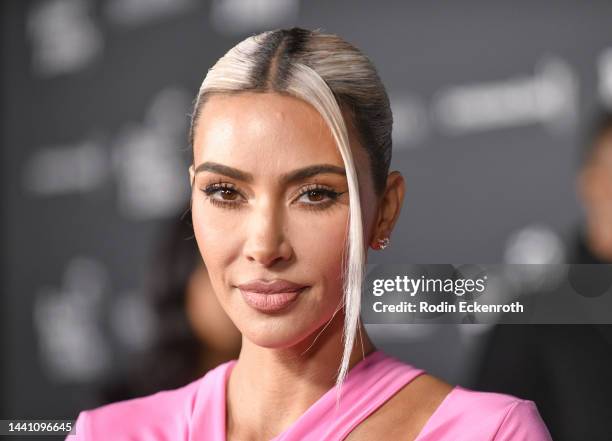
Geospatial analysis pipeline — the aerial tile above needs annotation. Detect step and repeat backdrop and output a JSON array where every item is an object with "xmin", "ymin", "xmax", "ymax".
[{"xmin": 2, "ymin": 0, "xmax": 612, "ymax": 424}]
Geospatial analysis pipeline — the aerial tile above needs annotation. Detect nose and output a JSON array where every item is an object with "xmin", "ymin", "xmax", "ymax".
[{"xmin": 243, "ymin": 197, "xmax": 293, "ymax": 267}]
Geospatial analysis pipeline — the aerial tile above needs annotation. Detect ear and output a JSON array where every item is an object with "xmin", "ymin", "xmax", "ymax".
[
  {"xmin": 370, "ymin": 171, "xmax": 406, "ymax": 250},
  {"xmin": 189, "ymin": 164, "xmax": 195, "ymax": 188}
]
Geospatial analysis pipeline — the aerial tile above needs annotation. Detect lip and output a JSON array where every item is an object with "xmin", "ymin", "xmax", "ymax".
[{"xmin": 236, "ymin": 279, "xmax": 309, "ymax": 312}]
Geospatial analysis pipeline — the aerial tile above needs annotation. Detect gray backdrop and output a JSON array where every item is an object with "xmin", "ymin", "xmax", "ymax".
[{"xmin": 2, "ymin": 0, "xmax": 611, "ymax": 420}]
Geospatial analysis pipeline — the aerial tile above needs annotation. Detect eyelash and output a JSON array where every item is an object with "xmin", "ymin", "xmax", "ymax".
[{"xmin": 200, "ymin": 182, "xmax": 345, "ymax": 211}]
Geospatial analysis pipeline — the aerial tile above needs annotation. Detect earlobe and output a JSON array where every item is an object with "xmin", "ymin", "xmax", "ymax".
[{"xmin": 371, "ymin": 236, "xmax": 390, "ymax": 251}]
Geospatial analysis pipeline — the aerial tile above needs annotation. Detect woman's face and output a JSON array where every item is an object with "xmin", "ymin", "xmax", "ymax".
[{"xmin": 190, "ymin": 92, "xmax": 380, "ymax": 349}]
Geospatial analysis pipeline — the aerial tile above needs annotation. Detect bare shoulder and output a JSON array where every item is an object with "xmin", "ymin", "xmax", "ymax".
[{"xmin": 344, "ymin": 373, "xmax": 454, "ymax": 441}]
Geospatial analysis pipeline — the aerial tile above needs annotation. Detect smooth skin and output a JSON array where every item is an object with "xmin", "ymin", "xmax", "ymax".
[{"xmin": 189, "ymin": 92, "xmax": 452, "ymax": 441}]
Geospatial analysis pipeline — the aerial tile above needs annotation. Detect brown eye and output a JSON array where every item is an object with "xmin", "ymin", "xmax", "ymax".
[
  {"xmin": 201, "ymin": 183, "xmax": 245, "ymax": 208},
  {"xmin": 307, "ymin": 190, "xmax": 325, "ymax": 202},
  {"xmin": 295, "ymin": 185, "xmax": 343, "ymax": 208},
  {"xmin": 219, "ymin": 189, "xmax": 238, "ymax": 200}
]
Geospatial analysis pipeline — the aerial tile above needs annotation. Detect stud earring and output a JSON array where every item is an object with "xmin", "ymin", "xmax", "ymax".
[{"xmin": 376, "ymin": 237, "xmax": 390, "ymax": 250}]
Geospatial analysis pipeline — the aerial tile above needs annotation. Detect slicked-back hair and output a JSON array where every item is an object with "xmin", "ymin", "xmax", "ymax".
[{"xmin": 188, "ymin": 27, "xmax": 393, "ymax": 403}]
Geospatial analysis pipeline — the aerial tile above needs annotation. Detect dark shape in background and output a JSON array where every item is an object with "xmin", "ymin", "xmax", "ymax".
[
  {"xmin": 475, "ymin": 112, "xmax": 612, "ymax": 440},
  {"xmin": 2, "ymin": 2, "xmax": 612, "ymax": 438}
]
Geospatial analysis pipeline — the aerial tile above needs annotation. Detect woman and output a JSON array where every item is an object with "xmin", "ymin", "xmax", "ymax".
[{"xmin": 67, "ymin": 27, "xmax": 552, "ymax": 440}]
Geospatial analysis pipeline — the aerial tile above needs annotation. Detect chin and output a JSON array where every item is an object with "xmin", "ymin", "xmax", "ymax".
[{"xmin": 238, "ymin": 309, "xmax": 335, "ymax": 350}]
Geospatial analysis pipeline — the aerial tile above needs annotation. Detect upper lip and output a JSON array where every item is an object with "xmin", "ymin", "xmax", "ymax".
[{"xmin": 237, "ymin": 279, "xmax": 308, "ymax": 294}]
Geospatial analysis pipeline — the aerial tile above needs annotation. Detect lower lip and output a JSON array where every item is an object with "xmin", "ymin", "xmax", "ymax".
[{"xmin": 239, "ymin": 288, "xmax": 307, "ymax": 312}]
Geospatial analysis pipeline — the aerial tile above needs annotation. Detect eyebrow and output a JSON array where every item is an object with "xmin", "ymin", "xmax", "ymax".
[{"xmin": 194, "ymin": 161, "xmax": 346, "ymax": 184}]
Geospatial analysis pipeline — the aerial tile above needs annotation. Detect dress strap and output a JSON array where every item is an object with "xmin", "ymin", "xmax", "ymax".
[
  {"xmin": 189, "ymin": 359, "xmax": 237, "ymax": 441},
  {"xmin": 274, "ymin": 350, "xmax": 425, "ymax": 441}
]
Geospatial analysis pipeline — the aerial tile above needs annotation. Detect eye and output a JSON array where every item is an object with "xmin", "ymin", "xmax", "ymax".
[
  {"xmin": 295, "ymin": 185, "xmax": 345, "ymax": 208},
  {"xmin": 201, "ymin": 182, "xmax": 245, "ymax": 208}
]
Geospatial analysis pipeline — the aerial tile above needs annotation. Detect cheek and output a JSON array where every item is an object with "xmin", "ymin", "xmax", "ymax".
[
  {"xmin": 191, "ymin": 200, "xmax": 243, "ymax": 289},
  {"xmin": 289, "ymin": 208, "xmax": 349, "ymax": 293}
]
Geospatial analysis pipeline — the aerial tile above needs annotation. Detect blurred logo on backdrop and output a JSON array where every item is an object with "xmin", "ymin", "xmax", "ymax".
[
  {"xmin": 33, "ymin": 256, "xmax": 155, "ymax": 382},
  {"xmin": 22, "ymin": 87, "xmax": 191, "ymax": 220}
]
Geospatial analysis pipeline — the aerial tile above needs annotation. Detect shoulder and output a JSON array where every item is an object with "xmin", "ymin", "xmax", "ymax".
[
  {"xmin": 65, "ymin": 363, "xmax": 228, "ymax": 441},
  {"xmin": 353, "ymin": 353, "xmax": 551, "ymax": 440},
  {"xmin": 491, "ymin": 396, "xmax": 553, "ymax": 441},
  {"xmin": 345, "ymin": 372, "xmax": 454, "ymax": 440},
  {"xmin": 418, "ymin": 386, "xmax": 552, "ymax": 441}
]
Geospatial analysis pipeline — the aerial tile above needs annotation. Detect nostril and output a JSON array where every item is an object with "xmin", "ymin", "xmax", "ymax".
[{"xmin": 244, "ymin": 239, "xmax": 293, "ymax": 267}]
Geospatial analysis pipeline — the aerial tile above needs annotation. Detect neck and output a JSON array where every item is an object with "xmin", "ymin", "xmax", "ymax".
[{"xmin": 225, "ymin": 311, "xmax": 376, "ymax": 440}]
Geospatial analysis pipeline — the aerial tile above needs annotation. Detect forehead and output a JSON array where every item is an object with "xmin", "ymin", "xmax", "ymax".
[{"xmin": 193, "ymin": 92, "xmax": 342, "ymax": 166}]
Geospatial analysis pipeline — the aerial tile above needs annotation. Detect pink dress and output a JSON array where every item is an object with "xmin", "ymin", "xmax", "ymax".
[{"xmin": 66, "ymin": 350, "xmax": 552, "ymax": 440}]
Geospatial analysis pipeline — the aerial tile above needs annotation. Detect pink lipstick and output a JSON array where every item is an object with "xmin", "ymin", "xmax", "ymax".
[{"xmin": 237, "ymin": 279, "xmax": 308, "ymax": 312}]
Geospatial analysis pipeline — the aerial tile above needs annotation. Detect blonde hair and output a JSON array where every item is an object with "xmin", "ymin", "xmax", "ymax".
[{"xmin": 188, "ymin": 27, "xmax": 393, "ymax": 401}]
